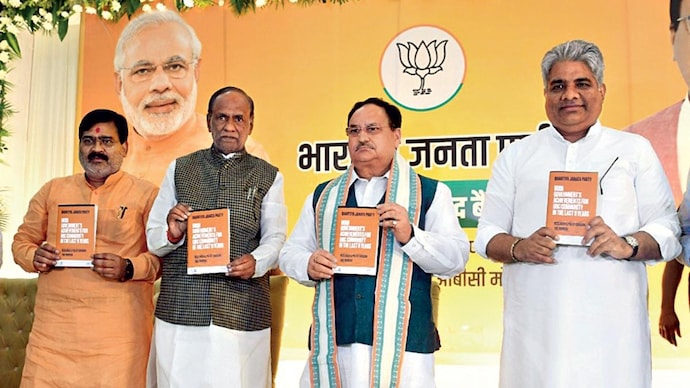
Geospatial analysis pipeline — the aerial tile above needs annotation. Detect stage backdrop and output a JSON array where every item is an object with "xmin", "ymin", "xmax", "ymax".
[{"xmin": 78, "ymin": 0, "xmax": 690, "ymax": 367}]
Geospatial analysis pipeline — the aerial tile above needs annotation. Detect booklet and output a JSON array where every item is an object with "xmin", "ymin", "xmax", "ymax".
[
  {"xmin": 545, "ymin": 171, "xmax": 598, "ymax": 246},
  {"xmin": 55, "ymin": 204, "xmax": 97, "ymax": 267},
  {"xmin": 187, "ymin": 208, "xmax": 231, "ymax": 275},
  {"xmin": 332, "ymin": 207, "xmax": 380, "ymax": 276}
]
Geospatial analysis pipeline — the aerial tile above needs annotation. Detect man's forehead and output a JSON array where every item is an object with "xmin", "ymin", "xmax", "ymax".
[
  {"xmin": 548, "ymin": 75, "xmax": 595, "ymax": 84},
  {"xmin": 547, "ymin": 62, "xmax": 596, "ymax": 83},
  {"xmin": 212, "ymin": 92, "xmax": 251, "ymax": 113},
  {"xmin": 349, "ymin": 104, "xmax": 387, "ymax": 124},
  {"xmin": 129, "ymin": 54, "xmax": 188, "ymax": 67},
  {"xmin": 122, "ymin": 23, "xmax": 194, "ymax": 63},
  {"xmin": 212, "ymin": 107, "xmax": 251, "ymax": 118},
  {"xmin": 83, "ymin": 122, "xmax": 117, "ymax": 136}
]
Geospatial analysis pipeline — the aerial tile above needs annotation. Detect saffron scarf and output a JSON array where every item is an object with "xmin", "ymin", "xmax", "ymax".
[{"xmin": 310, "ymin": 153, "xmax": 421, "ymax": 388}]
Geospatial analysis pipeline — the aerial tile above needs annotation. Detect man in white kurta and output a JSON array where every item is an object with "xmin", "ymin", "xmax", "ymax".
[
  {"xmin": 280, "ymin": 97, "xmax": 469, "ymax": 388},
  {"xmin": 475, "ymin": 40, "xmax": 681, "ymax": 388}
]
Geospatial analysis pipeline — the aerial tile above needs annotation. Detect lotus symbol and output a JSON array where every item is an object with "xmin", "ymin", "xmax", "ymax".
[{"xmin": 396, "ymin": 40, "xmax": 448, "ymax": 96}]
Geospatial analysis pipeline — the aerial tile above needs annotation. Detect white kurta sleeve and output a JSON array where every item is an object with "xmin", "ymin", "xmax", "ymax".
[
  {"xmin": 401, "ymin": 182, "xmax": 469, "ymax": 278},
  {"xmin": 251, "ymin": 172, "xmax": 287, "ymax": 277},
  {"xmin": 474, "ymin": 148, "xmax": 515, "ymax": 259},
  {"xmin": 146, "ymin": 160, "xmax": 185, "ymax": 257},
  {"xmin": 634, "ymin": 141, "xmax": 681, "ymax": 262},
  {"xmin": 279, "ymin": 193, "xmax": 318, "ymax": 286}
]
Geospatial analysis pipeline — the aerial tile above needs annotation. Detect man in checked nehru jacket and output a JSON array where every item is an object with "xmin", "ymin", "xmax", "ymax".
[{"xmin": 146, "ymin": 86, "xmax": 287, "ymax": 387}]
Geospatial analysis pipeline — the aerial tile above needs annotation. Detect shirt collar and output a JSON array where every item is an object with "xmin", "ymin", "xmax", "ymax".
[
  {"xmin": 545, "ymin": 120, "xmax": 602, "ymax": 144},
  {"xmin": 348, "ymin": 168, "xmax": 390, "ymax": 189},
  {"xmin": 83, "ymin": 169, "xmax": 125, "ymax": 190},
  {"xmin": 210, "ymin": 145, "xmax": 245, "ymax": 160}
]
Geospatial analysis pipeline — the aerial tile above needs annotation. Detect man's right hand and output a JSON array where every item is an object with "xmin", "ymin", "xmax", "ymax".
[
  {"xmin": 166, "ymin": 203, "xmax": 192, "ymax": 243},
  {"xmin": 33, "ymin": 242, "xmax": 58, "ymax": 273},
  {"xmin": 307, "ymin": 249, "xmax": 337, "ymax": 281},
  {"xmin": 513, "ymin": 227, "xmax": 558, "ymax": 264}
]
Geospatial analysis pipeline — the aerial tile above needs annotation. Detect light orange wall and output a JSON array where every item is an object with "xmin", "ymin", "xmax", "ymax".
[{"xmin": 78, "ymin": 0, "xmax": 689, "ymax": 363}]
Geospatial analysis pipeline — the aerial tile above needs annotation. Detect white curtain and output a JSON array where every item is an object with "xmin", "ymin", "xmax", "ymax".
[{"xmin": 0, "ymin": 17, "xmax": 80, "ymax": 277}]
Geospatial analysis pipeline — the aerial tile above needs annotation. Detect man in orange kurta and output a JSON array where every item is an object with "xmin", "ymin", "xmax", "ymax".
[{"xmin": 12, "ymin": 109, "xmax": 160, "ymax": 387}]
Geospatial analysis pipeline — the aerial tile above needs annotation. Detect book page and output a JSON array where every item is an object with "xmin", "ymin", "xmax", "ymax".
[
  {"xmin": 332, "ymin": 207, "xmax": 380, "ymax": 276},
  {"xmin": 55, "ymin": 204, "xmax": 97, "ymax": 267},
  {"xmin": 187, "ymin": 208, "xmax": 230, "ymax": 275},
  {"xmin": 545, "ymin": 171, "xmax": 598, "ymax": 246}
]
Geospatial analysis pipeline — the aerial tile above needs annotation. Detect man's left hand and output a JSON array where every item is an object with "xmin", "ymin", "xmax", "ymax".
[
  {"xmin": 377, "ymin": 202, "xmax": 413, "ymax": 245},
  {"xmin": 227, "ymin": 254, "xmax": 256, "ymax": 280},
  {"xmin": 583, "ymin": 216, "xmax": 632, "ymax": 259},
  {"xmin": 92, "ymin": 253, "xmax": 127, "ymax": 280}
]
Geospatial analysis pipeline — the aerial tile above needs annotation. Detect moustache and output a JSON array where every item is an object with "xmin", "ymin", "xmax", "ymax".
[
  {"xmin": 142, "ymin": 92, "xmax": 183, "ymax": 108},
  {"xmin": 88, "ymin": 152, "xmax": 108, "ymax": 162},
  {"xmin": 356, "ymin": 143, "xmax": 374, "ymax": 151}
]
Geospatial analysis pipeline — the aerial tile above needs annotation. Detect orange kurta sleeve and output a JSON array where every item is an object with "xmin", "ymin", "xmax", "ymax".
[
  {"xmin": 14, "ymin": 171, "xmax": 161, "ymax": 387},
  {"xmin": 12, "ymin": 179, "xmax": 54, "ymax": 273}
]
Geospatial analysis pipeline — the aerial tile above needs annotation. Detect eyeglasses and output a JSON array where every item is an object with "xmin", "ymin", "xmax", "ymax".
[
  {"xmin": 345, "ymin": 125, "xmax": 388, "ymax": 137},
  {"xmin": 677, "ymin": 15, "xmax": 690, "ymax": 33},
  {"xmin": 121, "ymin": 60, "xmax": 196, "ymax": 83}
]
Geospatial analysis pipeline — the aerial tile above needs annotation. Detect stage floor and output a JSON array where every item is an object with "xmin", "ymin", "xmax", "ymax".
[{"xmin": 275, "ymin": 351, "xmax": 690, "ymax": 387}]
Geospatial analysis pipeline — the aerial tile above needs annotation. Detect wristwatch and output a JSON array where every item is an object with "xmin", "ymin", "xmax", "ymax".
[
  {"xmin": 119, "ymin": 258, "xmax": 134, "ymax": 282},
  {"xmin": 622, "ymin": 235, "xmax": 639, "ymax": 259}
]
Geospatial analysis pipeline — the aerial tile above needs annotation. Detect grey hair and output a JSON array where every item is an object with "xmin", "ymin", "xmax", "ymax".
[
  {"xmin": 114, "ymin": 9, "xmax": 202, "ymax": 70},
  {"xmin": 541, "ymin": 40, "xmax": 604, "ymax": 87}
]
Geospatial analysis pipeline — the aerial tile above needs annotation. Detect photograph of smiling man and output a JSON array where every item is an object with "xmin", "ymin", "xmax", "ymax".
[{"xmin": 113, "ymin": 10, "xmax": 269, "ymax": 187}]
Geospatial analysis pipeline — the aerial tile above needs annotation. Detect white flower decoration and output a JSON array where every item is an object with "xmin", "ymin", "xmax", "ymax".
[{"xmin": 6, "ymin": 24, "xmax": 19, "ymax": 35}]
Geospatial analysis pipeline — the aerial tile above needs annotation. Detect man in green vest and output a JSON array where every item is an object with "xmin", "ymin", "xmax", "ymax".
[{"xmin": 279, "ymin": 97, "xmax": 469, "ymax": 387}]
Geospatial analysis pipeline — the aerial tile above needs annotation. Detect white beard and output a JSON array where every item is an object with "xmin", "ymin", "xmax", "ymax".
[{"xmin": 119, "ymin": 82, "xmax": 198, "ymax": 138}]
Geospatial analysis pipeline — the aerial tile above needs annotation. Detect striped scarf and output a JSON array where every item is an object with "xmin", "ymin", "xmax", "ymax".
[{"xmin": 310, "ymin": 153, "xmax": 421, "ymax": 388}]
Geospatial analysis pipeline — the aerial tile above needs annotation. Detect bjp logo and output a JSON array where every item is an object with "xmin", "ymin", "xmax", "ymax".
[
  {"xmin": 396, "ymin": 40, "xmax": 448, "ymax": 96},
  {"xmin": 381, "ymin": 26, "xmax": 466, "ymax": 111}
]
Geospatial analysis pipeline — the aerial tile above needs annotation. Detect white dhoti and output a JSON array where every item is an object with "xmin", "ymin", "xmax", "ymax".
[
  {"xmin": 147, "ymin": 317, "xmax": 271, "ymax": 388},
  {"xmin": 299, "ymin": 343, "xmax": 435, "ymax": 388}
]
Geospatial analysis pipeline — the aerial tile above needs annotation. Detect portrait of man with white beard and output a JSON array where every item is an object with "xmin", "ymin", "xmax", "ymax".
[{"xmin": 113, "ymin": 9, "xmax": 269, "ymax": 186}]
